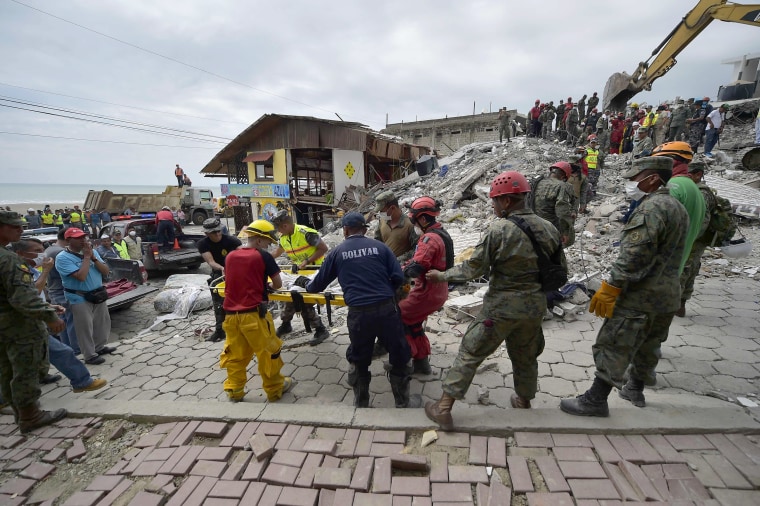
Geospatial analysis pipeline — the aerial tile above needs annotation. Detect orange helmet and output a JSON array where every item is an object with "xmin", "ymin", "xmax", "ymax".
[
  {"xmin": 408, "ymin": 196, "xmax": 441, "ymax": 221},
  {"xmin": 652, "ymin": 141, "xmax": 693, "ymax": 161},
  {"xmin": 550, "ymin": 162, "xmax": 572, "ymax": 179},
  {"xmin": 489, "ymin": 171, "xmax": 531, "ymax": 198}
]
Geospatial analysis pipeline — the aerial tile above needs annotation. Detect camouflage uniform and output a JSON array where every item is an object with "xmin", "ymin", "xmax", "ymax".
[
  {"xmin": 593, "ymin": 187, "xmax": 688, "ymax": 389},
  {"xmin": 541, "ymin": 109, "xmax": 555, "ymax": 139},
  {"xmin": 532, "ymin": 177, "xmax": 575, "ymax": 247},
  {"xmin": 566, "ymin": 108, "xmax": 580, "ymax": 144},
  {"xmin": 440, "ymin": 209, "xmax": 565, "ymax": 401},
  {"xmin": 555, "ymin": 103, "xmax": 566, "ymax": 138},
  {"xmin": 0, "ymin": 248, "xmax": 59, "ymax": 409},
  {"xmin": 680, "ymin": 183, "xmax": 715, "ymax": 301},
  {"xmin": 498, "ymin": 110, "xmax": 511, "ymax": 143},
  {"xmin": 668, "ymin": 104, "xmax": 687, "ymax": 142},
  {"xmin": 632, "ymin": 136, "xmax": 653, "ymax": 159},
  {"xmin": 587, "ymin": 94, "xmax": 599, "ymax": 114},
  {"xmin": 568, "ymin": 173, "xmax": 588, "ymax": 213},
  {"xmin": 687, "ymin": 107, "xmax": 707, "ymax": 152},
  {"xmin": 577, "ymin": 96, "xmax": 587, "ymax": 120}
]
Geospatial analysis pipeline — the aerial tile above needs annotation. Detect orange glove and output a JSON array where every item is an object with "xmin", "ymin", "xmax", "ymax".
[{"xmin": 589, "ymin": 280, "xmax": 622, "ymax": 318}]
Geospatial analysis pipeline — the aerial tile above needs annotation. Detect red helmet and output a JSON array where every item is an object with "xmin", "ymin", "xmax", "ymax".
[
  {"xmin": 535, "ymin": 99, "xmax": 540, "ymax": 104},
  {"xmin": 587, "ymin": 134, "xmax": 597, "ymax": 142},
  {"xmin": 550, "ymin": 162, "xmax": 572, "ymax": 179},
  {"xmin": 408, "ymin": 196, "xmax": 441, "ymax": 220},
  {"xmin": 489, "ymin": 171, "xmax": 531, "ymax": 198}
]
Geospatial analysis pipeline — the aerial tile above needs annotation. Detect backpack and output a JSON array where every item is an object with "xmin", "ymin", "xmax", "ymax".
[
  {"xmin": 427, "ymin": 227, "xmax": 455, "ymax": 269},
  {"xmin": 705, "ymin": 192, "xmax": 737, "ymax": 246},
  {"xmin": 508, "ymin": 216, "xmax": 568, "ymax": 292},
  {"xmin": 526, "ymin": 175, "xmax": 546, "ymax": 212}
]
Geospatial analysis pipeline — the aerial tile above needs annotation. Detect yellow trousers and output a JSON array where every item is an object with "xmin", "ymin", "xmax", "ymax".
[{"xmin": 220, "ymin": 311, "xmax": 285, "ymax": 401}]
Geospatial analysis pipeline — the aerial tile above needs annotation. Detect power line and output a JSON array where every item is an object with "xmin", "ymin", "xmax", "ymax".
[
  {"xmin": 0, "ymin": 96, "xmax": 233, "ymax": 140},
  {"xmin": 0, "ymin": 103, "xmax": 227, "ymax": 143},
  {"xmin": 0, "ymin": 81, "xmax": 250, "ymax": 125},
  {"xmin": 0, "ymin": 131, "xmax": 220, "ymax": 148},
  {"xmin": 10, "ymin": 0, "xmax": 339, "ymax": 117}
]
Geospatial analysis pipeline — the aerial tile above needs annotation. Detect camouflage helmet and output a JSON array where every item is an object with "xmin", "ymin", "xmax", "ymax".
[{"xmin": 622, "ymin": 156, "xmax": 673, "ymax": 179}]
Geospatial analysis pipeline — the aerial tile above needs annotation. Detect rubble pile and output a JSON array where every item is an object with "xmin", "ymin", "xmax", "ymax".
[{"xmin": 319, "ymin": 129, "xmax": 760, "ymax": 321}]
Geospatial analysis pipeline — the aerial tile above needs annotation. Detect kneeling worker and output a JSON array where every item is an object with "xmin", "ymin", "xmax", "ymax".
[
  {"xmin": 270, "ymin": 211, "xmax": 330, "ymax": 345},
  {"xmin": 220, "ymin": 220, "xmax": 294, "ymax": 402}
]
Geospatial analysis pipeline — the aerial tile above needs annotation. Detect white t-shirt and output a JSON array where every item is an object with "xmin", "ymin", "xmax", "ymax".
[{"xmin": 706, "ymin": 109, "xmax": 723, "ymax": 131}]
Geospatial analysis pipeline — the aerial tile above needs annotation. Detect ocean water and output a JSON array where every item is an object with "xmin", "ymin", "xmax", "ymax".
[{"xmin": 0, "ymin": 183, "xmax": 216, "ymax": 206}]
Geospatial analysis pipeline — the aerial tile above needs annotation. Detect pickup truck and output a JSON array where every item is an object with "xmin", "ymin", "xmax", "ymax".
[
  {"xmin": 98, "ymin": 218, "xmax": 204, "ymax": 272},
  {"xmin": 103, "ymin": 257, "xmax": 159, "ymax": 311}
]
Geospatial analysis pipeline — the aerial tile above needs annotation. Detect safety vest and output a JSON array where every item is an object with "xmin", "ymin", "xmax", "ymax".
[
  {"xmin": 642, "ymin": 112, "xmax": 655, "ymax": 128},
  {"xmin": 54, "ymin": 214, "xmax": 63, "ymax": 226},
  {"xmin": 69, "ymin": 211, "xmax": 82, "ymax": 223},
  {"xmin": 175, "ymin": 167, "xmax": 183, "ymax": 176},
  {"xmin": 41, "ymin": 213, "xmax": 55, "ymax": 225},
  {"xmin": 586, "ymin": 148, "xmax": 599, "ymax": 170},
  {"xmin": 278, "ymin": 224, "xmax": 324, "ymax": 265},
  {"xmin": 113, "ymin": 240, "xmax": 130, "ymax": 260}
]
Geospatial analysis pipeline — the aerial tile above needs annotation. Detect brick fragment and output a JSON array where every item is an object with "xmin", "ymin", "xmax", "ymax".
[
  {"xmin": 107, "ymin": 423, "xmax": 125, "ymax": 441},
  {"xmin": 469, "ymin": 435, "xmax": 488, "ymax": 465},
  {"xmin": 275, "ymin": 425, "xmax": 301, "ymax": 451},
  {"xmin": 195, "ymin": 421, "xmax": 228, "ymax": 438},
  {"xmin": 159, "ymin": 422, "xmax": 188, "ymax": 448},
  {"xmin": 250, "ymin": 432, "xmax": 274, "ymax": 461},
  {"xmin": 349, "ymin": 456, "xmax": 374, "ymax": 491},
  {"xmin": 313, "ymin": 467, "xmax": 352, "ymax": 489},
  {"xmin": 390, "ymin": 454, "xmax": 427, "ymax": 471},
  {"xmin": 232, "ymin": 422, "xmax": 259, "ymax": 449},
  {"xmin": 290, "ymin": 425, "xmax": 314, "ymax": 451},
  {"xmin": 145, "ymin": 474, "xmax": 172, "ymax": 493},
  {"xmin": 534, "ymin": 456, "xmax": 570, "ymax": 493},
  {"xmin": 66, "ymin": 438, "xmax": 87, "ymax": 462},
  {"xmin": 507, "ymin": 455, "xmax": 534, "ymax": 493},
  {"xmin": 372, "ymin": 457, "xmax": 391, "ymax": 494},
  {"xmin": 42, "ymin": 448, "xmax": 65, "ymax": 463}
]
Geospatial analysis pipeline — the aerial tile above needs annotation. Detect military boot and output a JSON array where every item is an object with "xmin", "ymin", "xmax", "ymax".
[
  {"xmin": 348, "ymin": 363, "xmax": 371, "ymax": 408},
  {"xmin": 559, "ymin": 378, "xmax": 611, "ymax": 417},
  {"xmin": 675, "ymin": 299, "xmax": 686, "ymax": 317},
  {"xmin": 425, "ymin": 393, "xmax": 455, "ymax": 431},
  {"xmin": 309, "ymin": 326, "xmax": 330, "ymax": 346},
  {"xmin": 510, "ymin": 393, "xmax": 531, "ymax": 409},
  {"xmin": 387, "ymin": 373, "xmax": 421, "ymax": 408},
  {"xmin": 413, "ymin": 357, "xmax": 432, "ymax": 375},
  {"xmin": 276, "ymin": 321, "xmax": 292, "ymax": 337},
  {"xmin": 18, "ymin": 402, "xmax": 67, "ymax": 434},
  {"xmin": 619, "ymin": 378, "xmax": 646, "ymax": 407}
]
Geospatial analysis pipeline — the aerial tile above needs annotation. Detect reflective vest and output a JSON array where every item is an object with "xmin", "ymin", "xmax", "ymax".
[
  {"xmin": 113, "ymin": 240, "xmax": 130, "ymax": 260},
  {"xmin": 642, "ymin": 112, "xmax": 655, "ymax": 128},
  {"xmin": 586, "ymin": 148, "xmax": 599, "ymax": 170},
  {"xmin": 54, "ymin": 214, "xmax": 63, "ymax": 225},
  {"xmin": 69, "ymin": 211, "xmax": 82, "ymax": 223},
  {"xmin": 278, "ymin": 224, "xmax": 324, "ymax": 265},
  {"xmin": 175, "ymin": 167, "xmax": 183, "ymax": 176},
  {"xmin": 41, "ymin": 212, "xmax": 55, "ymax": 225}
]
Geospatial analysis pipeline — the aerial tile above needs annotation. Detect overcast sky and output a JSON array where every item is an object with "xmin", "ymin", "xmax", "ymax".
[{"xmin": 1, "ymin": 0, "xmax": 757, "ymax": 186}]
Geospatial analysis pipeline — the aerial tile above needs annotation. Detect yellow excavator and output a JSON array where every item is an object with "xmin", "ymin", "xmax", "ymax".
[{"xmin": 603, "ymin": 0, "xmax": 760, "ymax": 112}]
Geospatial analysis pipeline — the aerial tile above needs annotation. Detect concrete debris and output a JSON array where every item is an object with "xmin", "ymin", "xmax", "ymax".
[{"xmin": 319, "ymin": 119, "xmax": 760, "ymax": 321}]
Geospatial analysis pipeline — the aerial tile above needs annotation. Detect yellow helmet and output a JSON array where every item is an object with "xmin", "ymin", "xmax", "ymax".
[
  {"xmin": 631, "ymin": 102, "xmax": 639, "ymax": 108},
  {"xmin": 244, "ymin": 219, "xmax": 277, "ymax": 242}
]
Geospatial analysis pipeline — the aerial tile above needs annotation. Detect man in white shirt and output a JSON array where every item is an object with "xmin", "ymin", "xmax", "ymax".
[{"xmin": 704, "ymin": 104, "xmax": 727, "ymax": 157}]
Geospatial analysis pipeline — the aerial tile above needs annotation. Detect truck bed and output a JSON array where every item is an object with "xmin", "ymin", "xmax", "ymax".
[
  {"xmin": 108, "ymin": 284, "xmax": 158, "ymax": 311},
  {"xmin": 156, "ymin": 248, "xmax": 203, "ymax": 267}
]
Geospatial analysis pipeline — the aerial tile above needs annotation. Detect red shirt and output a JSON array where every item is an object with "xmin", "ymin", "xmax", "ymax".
[
  {"xmin": 222, "ymin": 248, "xmax": 280, "ymax": 311},
  {"xmin": 156, "ymin": 210, "xmax": 174, "ymax": 224}
]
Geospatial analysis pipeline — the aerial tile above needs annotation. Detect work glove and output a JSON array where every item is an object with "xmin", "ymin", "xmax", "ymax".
[
  {"xmin": 293, "ymin": 276, "xmax": 311, "ymax": 289},
  {"xmin": 589, "ymin": 280, "xmax": 622, "ymax": 319}
]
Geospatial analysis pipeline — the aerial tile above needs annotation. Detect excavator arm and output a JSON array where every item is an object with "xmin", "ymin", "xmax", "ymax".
[{"xmin": 603, "ymin": 0, "xmax": 760, "ymax": 112}]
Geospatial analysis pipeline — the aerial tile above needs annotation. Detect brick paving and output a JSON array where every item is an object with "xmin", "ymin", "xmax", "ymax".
[{"xmin": 5, "ymin": 415, "xmax": 758, "ymax": 504}]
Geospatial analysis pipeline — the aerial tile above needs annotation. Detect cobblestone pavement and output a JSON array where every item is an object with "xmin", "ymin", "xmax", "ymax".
[
  {"xmin": 2, "ymin": 415, "xmax": 760, "ymax": 505},
  {"xmin": 46, "ymin": 276, "xmax": 760, "ymax": 411}
]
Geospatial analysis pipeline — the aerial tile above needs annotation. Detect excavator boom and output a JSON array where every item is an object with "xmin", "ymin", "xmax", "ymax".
[{"xmin": 603, "ymin": 0, "xmax": 760, "ymax": 112}]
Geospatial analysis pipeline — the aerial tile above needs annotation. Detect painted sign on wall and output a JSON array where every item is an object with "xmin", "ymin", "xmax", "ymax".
[{"xmin": 220, "ymin": 184, "xmax": 290, "ymax": 199}]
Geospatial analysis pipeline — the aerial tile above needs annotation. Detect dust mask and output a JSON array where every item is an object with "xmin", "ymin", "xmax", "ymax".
[
  {"xmin": 128, "ymin": 230, "xmax": 136, "ymax": 238},
  {"xmin": 414, "ymin": 226, "xmax": 423, "ymax": 236},
  {"xmin": 376, "ymin": 212, "xmax": 390, "ymax": 221},
  {"xmin": 624, "ymin": 180, "xmax": 647, "ymax": 201},
  {"xmin": 29, "ymin": 253, "xmax": 45, "ymax": 267}
]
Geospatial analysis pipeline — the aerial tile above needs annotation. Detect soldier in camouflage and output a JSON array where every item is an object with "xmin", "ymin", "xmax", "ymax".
[
  {"xmin": 566, "ymin": 106, "xmax": 580, "ymax": 145},
  {"xmin": 568, "ymin": 162, "xmax": 589, "ymax": 214},
  {"xmin": 498, "ymin": 107, "xmax": 511, "ymax": 143},
  {"xmin": 555, "ymin": 101, "xmax": 566, "ymax": 139},
  {"xmin": 587, "ymin": 92, "xmax": 600, "ymax": 115},
  {"xmin": 424, "ymin": 171, "xmax": 565, "ymax": 430},
  {"xmin": 560, "ymin": 157, "xmax": 688, "ymax": 417},
  {"xmin": 541, "ymin": 108, "xmax": 555, "ymax": 139},
  {"xmin": 676, "ymin": 161, "xmax": 716, "ymax": 317},
  {"xmin": 578, "ymin": 94, "xmax": 587, "ymax": 120},
  {"xmin": 667, "ymin": 99, "xmax": 688, "ymax": 142},
  {"xmin": 0, "ymin": 211, "xmax": 68, "ymax": 433},
  {"xmin": 686, "ymin": 102, "xmax": 707, "ymax": 152},
  {"xmin": 532, "ymin": 163, "xmax": 576, "ymax": 247}
]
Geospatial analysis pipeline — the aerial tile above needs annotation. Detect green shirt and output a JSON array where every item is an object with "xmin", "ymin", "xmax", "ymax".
[{"xmin": 668, "ymin": 176, "xmax": 706, "ymax": 273}]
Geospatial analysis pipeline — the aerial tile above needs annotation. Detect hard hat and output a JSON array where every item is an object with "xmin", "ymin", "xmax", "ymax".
[
  {"xmin": 408, "ymin": 196, "xmax": 442, "ymax": 221},
  {"xmin": 631, "ymin": 102, "xmax": 639, "ymax": 108},
  {"xmin": 550, "ymin": 162, "xmax": 572, "ymax": 179},
  {"xmin": 652, "ymin": 141, "xmax": 693, "ymax": 161},
  {"xmin": 27, "ymin": 208, "xmax": 35, "ymax": 213},
  {"xmin": 535, "ymin": 99, "xmax": 540, "ymax": 104},
  {"xmin": 587, "ymin": 134, "xmax": 598, "ymax": 141},
  {"xmin": 244, "ymin": 219, "xmax": 277, "ymax": 242},
  {"xmin": 540, "ymin": 103, "xmax": 545, "ymax": 107},
  {"xmin": 489, "ymin": 171, "xmax": 531, "ymax": 198}
]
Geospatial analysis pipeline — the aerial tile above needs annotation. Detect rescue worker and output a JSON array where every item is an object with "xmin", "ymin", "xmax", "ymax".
[
  {"xmin": 372, "ymin": 190, "xmax": 418, "ymax": 357},
  {"xmin": 425, "ymin": 172, "xmax": 564, "ymax": 430},
  {"xmin": 576, "ymin": 136, "xmax": 600, "ymax": 200},
  {"xmin": 197, "ymin": 217, "xmax": 242, "ymax": 342},
  {"xmin": 677, "ymin": 162, "xmax": 716, "ymax": 317},
  {"xmin": 686, "ymin": 101, "xmax": 707, "ymax": 153},
  {"xmin": 54, "ymin": 210, "xmax": 64, "ymax": 230},
  {"xmin": 498, "ymin": 107, "xmax": 511, "ymax": 143},
  {"xmin": 668, "ymin": 99, "xmax": 688, "ymax": 142},
  {"xmin": 532, "ymin": 162, "xmax": 576, "ymax": 247},
  {"xmin": 560, "ymin": 157, "xmax": 687, "ymax": 416},
  {"xmin": 303, "ymin": 212, "xmax": 417, "ymax": 408},
  {"xmin": 578, "ymin": 94, "xmax": 587, "ymax": 120},
  {"xmin": 541, "ymin": 106, "xmax": 555, "ymax": 139},
  {"xmin": 566, "ymin": 104, "xmax": 580, "ymax": 145},
  {"xmin": 155, "ymin": 205, "xmax": 175, "ymax": 251},
  {"xmin": 641, "ymin": 105, "xmax": 655, "ymax": 130},
  {"xmin": 270, "ymin": 211, "xmax": 330, "ymax": 346},
  {"xmin": 632, "ymin": 127, "xmax": 654, "ymax": 159},
  {"xmin": 69, "ymin": 207, "xmax": 83, "ymax": 229},
  {"xmin": 587, "ymin": 92, "xmax": 600, "ymax": 115},
  {"xmin": 0, "ymin": 211, "xmax": 68, "ymax": 433},
  {"xmin": 568, "ymin": 162, "xmax": 589, "ymax": 214},
  {"xmin": 111, "ymin": 229, "xmax": 130, "ymax": 260},
  {"xmin": 41, "ymin": 209, "xmax": 55, "ymax": 227},
  {"xmin": 124, "ymin": 227, "xmax": 142, "ymax": 260},
  {"xmin": 25, "ymin": 208, "xmax": 41, "ymax": 229},
  {"xmin": 219, "ymin": 220, "xmax": 294, "ymax": 402},
  {"xmin": 398, "ymin": 197, "xmax": 453, "ymax": 375},
  {"xmin": 529, "ymin": 100, "xmax": 541, "ymax": 137},
  {"xmin": 174, "ymin": 164, "xmax": 185, "ymax": 187},
  {"xmin": 555, "ymin": 100, "xmax": 566, "ymax": 138}
]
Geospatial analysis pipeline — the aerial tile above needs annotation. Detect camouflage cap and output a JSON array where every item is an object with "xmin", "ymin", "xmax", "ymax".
[
  {"xmin": 687, "ymin": 160, "xmax": 708, "ymax": 173},
  {"xmin": 374, "ymin": 190, "xmax": 396, "ymax": 211},
  {"xmin": 270, "ymin": 209, "xmax": 292, "ymax": 226},
  {"xmin": 0, "ymin": 211, "xmax": 25, "ymax": 226},
  {"xmin": 622, "ymin": 156, "xmax": 673, "ymax": 179}
]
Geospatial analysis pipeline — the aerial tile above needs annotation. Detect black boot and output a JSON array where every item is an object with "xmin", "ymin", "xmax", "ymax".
[
  {"xmin": 388, "ymin": 372, "xmax": 421, "ymax": 408},
  {"xmin": 18, "ymin": 402, "xmax": 67, "ymax": 434},
  {"xmin": 619, "ymin": 378, "xmax": 646, "ymax": 407},
  {"xmin": 560, "ymin": 377, "xmax": 612, "ymax": 417},
  {"xmin": 205, "ymin": 328, "xmax": 225, "ymax": 342},
  {"xmin": 276, "ymin": 321, "xmax": 292, "ymax": 337},
  {"xmin": 413, "ymin": 357, "xmax": 432, "ymax": 375},
  {"xmin": 309, "ymin": 326, "xmax": 329, "ymax": 346},
  {"xmin": 348, "ymin": 364, "xmax": 371, "ymax": 408}
]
